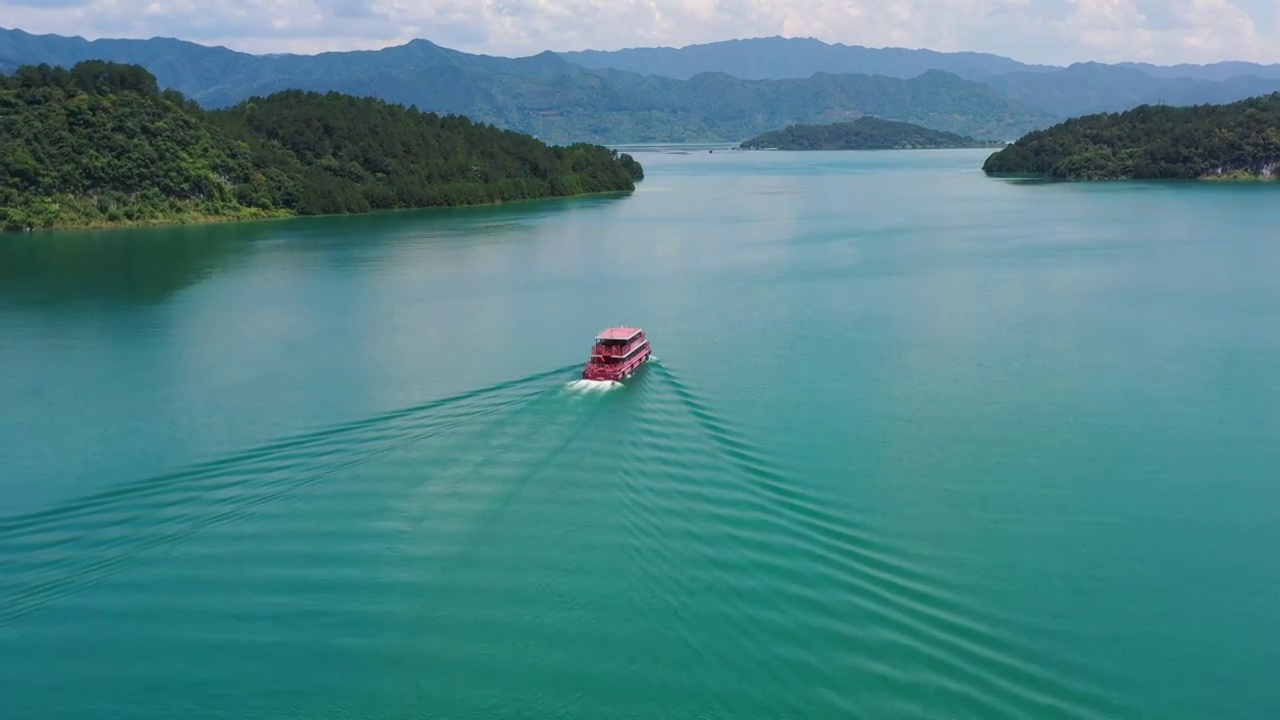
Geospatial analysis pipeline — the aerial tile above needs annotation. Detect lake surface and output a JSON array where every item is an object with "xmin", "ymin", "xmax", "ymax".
[{"xmin": 2, "ymin": 148, "xmax": 1279, "ymax": 719}]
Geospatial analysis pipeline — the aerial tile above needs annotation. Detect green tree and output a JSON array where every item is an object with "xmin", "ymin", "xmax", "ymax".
[
  {"xmin": 0, "ymin": 61, "xmax": 645, "ymax": 231},
  {"xmin": 982, "ymin": 93, "xmax": 1280, "ymax": 180}
]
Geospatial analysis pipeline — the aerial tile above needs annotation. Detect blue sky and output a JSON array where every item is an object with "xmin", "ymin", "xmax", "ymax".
[{"xmin": 2, "ymin": 0, "xmax": 1278, "ymax": 65}]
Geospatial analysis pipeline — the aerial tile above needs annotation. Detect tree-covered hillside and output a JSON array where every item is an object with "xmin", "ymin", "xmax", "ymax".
[
  {"xmin": 740, "ymin": 117, "xmax": 995, "ymax": 150},
  {"xmin": 981, "ymin": 93, "xmax": 1280, "ymax": 179},
  {"xmin": 0, "ymin": 61, "xmax": 643, "ymax": 230}
]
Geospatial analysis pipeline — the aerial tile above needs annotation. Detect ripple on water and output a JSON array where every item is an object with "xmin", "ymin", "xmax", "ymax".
[{"xmin": 0, "ymin": 360, "xmax": 1132, "ymax": 719}]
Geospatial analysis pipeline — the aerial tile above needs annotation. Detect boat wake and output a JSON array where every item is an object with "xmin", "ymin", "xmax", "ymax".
[
  {"xmin": 0, "ymin": 354, "xmax": 1132, "ymax": 720},
  {"xmin": 562, "ymin": 378, "xmax": 624, "ymax": 394}
]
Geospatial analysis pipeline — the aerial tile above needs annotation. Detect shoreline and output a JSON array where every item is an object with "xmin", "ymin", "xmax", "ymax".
[
  {"xmin": 3, "ymin": 188, "xmax": 637, "ymax": 236},
  {"xmin": 738, "ymin": 144, "xmax": 1004, "ymax": 151},
  {"xmin": 984, "ymin": 171, "xmax": 1280, "ymax": 183}
]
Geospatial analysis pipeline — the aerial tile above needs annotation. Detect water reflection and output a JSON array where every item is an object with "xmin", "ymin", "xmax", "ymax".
[
  {"xmin": 0, "ymin": 223, "xmax": 262, "ymax": 309},
  {"xmin": 0, "ymin": 194, "xmax": 631, "ymax": 311}
]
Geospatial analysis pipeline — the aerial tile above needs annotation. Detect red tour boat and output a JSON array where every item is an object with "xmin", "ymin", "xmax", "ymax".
[{"xmin": 582, "ymin": 327, "xmax": 652, "ymax": 382}]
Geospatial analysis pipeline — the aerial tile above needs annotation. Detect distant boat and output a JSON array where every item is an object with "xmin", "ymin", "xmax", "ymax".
[{"xmin": 582, "ymin": 327, "xmax": 652, "ymax": 382}]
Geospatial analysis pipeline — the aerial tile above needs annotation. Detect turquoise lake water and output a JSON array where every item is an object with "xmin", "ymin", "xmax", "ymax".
[{"xmin": 2, "ymin": 148, "xmax": 1278, "ymax": 719}]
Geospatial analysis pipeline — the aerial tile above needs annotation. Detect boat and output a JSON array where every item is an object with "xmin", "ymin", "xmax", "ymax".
[{"xmin": 582, "ymin": 327, "xmax": 652, "ymax": 382}]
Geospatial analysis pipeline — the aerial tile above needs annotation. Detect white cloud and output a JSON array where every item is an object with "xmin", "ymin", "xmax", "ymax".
[
  {"xmin": 1, "ymin": 0, "xmax": 1277, "ymax": 64},
  {"xmin": 1165, "ymin": 0, "xmax": 1270, "ymax": 61},
  {"xmin": 1046, "ymin": 0, "xmax": 1271, "ymax": 62}
]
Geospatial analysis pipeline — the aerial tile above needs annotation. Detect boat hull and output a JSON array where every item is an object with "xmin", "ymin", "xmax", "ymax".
[{"xmin": 582, "ymin": 343, "xmax": 651, "ymax": 382}]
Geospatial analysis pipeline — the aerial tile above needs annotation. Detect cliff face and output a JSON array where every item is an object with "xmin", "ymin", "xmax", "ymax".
[{"xmin": 1200, "ymin": 160, "xmax": 1280, "ymax": 179}]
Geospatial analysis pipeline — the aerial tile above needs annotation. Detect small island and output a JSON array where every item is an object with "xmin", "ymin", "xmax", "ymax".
[
  {"xmin": 982, "ymin": 93, "xmax": 1280, "ymax": 180},
  {"xmin": 739, "ymin": 117, "xmax": 999, "ymax": 151},
  {"xmin": 0, "ymin": 61, "xmax": 644, "ymax": 231}
]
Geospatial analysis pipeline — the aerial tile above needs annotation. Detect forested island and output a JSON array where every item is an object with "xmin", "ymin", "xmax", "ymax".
[
  {"xmin": 0, "ymin": 61, "xmax": 644, "ymax": 231},
  {"xmin": 982, "ymin": 93, "xmax": 1280, "ymax": 179},
  {"xmin": 739, "ymin": 117, "xmax": 999, "ymax": 150}
]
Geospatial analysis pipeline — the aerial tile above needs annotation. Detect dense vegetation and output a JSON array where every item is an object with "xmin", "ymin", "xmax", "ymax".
[
  {"xmin": 981, "ymin": 93, "xmax": 1280, "ymax": 180},
  {"xmin": 740, "ymin": 117, "xmax": 996, "ymax": 150},
  {"xmin": 0, "ymin": 29, "xmax": 1053, "ymax": 142},
  {"xmin": 0, "ymin": 61, "xmax": 643, "ymax": 230}
]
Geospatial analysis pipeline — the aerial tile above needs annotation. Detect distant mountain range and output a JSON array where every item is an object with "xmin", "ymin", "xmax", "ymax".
[
  {"xmin": 560, "ymin": 36, "xmax": 1280, "ymax": 82},
  {"xmin": 4, "ymin": 28, "xmax": 1280, "ymax": 144},
  {"xmin": 562, "ymin": 37, "xmax": 1280, "ymax": 117},
  {"xmin": 560, "ymin": 36, "xmax": 1055, "ymax": 80}
]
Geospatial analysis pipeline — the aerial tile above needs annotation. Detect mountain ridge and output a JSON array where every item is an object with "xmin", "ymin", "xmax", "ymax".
[
  {"xmin": 558, "ymin": 35, "xmax": 1057, "ymax": 80},
  {"xmin": 10, "ymin": 28, "xmax": 1279, "ymax": 81},
  {"xmin": 556, "ymin": 35, "xmax": 1280, "ymax": 81},
  {"xmin": 556, "ymin": 36, "xmax": 1280, "ymax": 124},
  {"xmin": 0, "ymin": 27, "xmax": 1052, "ymax": 143},
  {"xmin": 6, "ymin": 28, "xmax": 1280, "ymax": 144}
]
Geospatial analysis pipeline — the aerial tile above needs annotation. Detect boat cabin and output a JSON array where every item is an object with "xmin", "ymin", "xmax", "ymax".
[
  {"xmin": 581, "ymin": 325, "xmax": 652, "ymax": 381},
  {"xmin": 590, "ymin": 327, "xmax": 645, "ymax": 361}
]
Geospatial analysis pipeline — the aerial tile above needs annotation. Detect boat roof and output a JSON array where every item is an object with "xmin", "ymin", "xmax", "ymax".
[{"xmin": 595, "ymin": 326, "xmax": 642, "ymax": 341}]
